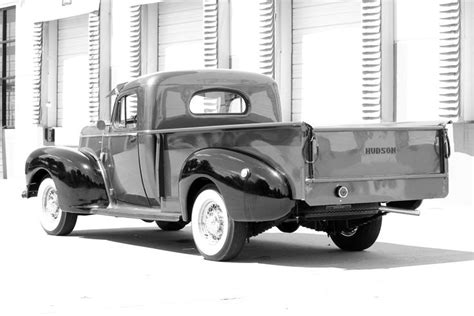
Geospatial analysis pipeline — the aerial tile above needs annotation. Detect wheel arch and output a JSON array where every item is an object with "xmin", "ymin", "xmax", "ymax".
[
  {"xmin": 179, "ymin": 148, "xmax": 295, "ymax": 222},
  {"xmin": 25, "ymin": 147, "xmax": 109, "ymax": 212}
]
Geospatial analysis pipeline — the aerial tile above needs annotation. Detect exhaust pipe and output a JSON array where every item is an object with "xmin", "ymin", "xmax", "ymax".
[{"xmin": 379, "ymin": 206, "xmax": 420, "ymax": 216}]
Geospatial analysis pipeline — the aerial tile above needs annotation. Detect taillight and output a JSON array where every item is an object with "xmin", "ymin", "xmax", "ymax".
[
  {"xmin": 303, "ymin": 128, "xmax": 318, "ymax": 180},
  {"xmin": 443, "ymin": 129, "xmax": 451, "ymax": 158}
]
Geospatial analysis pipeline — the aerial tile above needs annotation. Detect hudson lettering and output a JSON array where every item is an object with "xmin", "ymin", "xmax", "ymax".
[{"xmin": 364, "ymin": 147, "xmax": 397, "ymax": 155}]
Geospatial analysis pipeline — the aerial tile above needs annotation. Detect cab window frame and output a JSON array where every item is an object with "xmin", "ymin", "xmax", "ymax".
[
  {"xmin": 112, "ymin": 90, "xmax": 139, "ymax": 130},
  {"xmin": 188, "ymin": 88, "xmax": 250, "ymax": 117}
]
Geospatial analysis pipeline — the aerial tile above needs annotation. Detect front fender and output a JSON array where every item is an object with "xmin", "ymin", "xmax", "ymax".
[
  {"xmin": 25, "ymin": 147, "xmax": 109, "ymax": 212},
  {"xmin": 179, "ymin": 148, "xmax": 295, "ymax": 222}
]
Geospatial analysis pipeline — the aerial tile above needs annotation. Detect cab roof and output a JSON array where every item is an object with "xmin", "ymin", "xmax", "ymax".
[{"xmin": 120, "ymin": 69, "xmax": 277, "ymax": 92}]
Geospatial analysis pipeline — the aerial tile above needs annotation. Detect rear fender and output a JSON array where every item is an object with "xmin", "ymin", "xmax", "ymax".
[
  {"xmin": 179, "ymin": 148, "xmax": 295, "ymax": 222},
  {"xmin": 25, "ymin": 147, "xmax": 109, "ymax": 212}
]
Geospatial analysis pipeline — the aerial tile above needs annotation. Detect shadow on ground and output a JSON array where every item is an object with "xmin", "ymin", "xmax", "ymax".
[{"xmin": 71, "ymin": 226, "xmax": 474, "ymax": 270}]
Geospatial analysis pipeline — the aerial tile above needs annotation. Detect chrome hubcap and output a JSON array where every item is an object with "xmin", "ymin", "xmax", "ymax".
[
  {"xmin": 199, "ymin": 201, "xmax": 225, "ymax": 244},
  {"xmin": 43, "ymin": 187, "xmax": 60, "ymax": 221},
  {"xmin": 341, "ymin": 227, "xmax": 358, "ymax": 237}
]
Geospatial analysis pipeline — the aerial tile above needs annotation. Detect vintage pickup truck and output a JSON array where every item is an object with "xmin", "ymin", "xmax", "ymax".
[{"xmin": 23, "ymin": 70, "xmax": 450, "ymax": 261}]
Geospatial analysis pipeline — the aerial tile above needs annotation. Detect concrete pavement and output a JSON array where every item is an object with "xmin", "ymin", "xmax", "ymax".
[{"xmin": 0, "ymin": 179, "xmax": 473, "ymax": 315}]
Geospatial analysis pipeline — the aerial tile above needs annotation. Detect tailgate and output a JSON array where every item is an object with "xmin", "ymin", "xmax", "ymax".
[{"xmin": 305, "ymin": 123, "xmax": 449, "ymax": 205}]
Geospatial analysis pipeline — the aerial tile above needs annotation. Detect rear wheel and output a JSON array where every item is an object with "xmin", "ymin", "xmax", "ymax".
[
  {"xmin": 191, "ymin": 185, "xmax": 248, "ymax": 261},
  {"xmin": 330, "ymin": 217, "xmax": 382, "ymax": 251},
  {"xmin": 156, "ymin": 220, "xmax": 187, "ymax": 231},
  {"xmin": 38, "ymin": 178, "xmax": 77, "ymax": 236},
  {"xmin": 277, "ymin": 221, "xmax": 300, "ymax": 233}
]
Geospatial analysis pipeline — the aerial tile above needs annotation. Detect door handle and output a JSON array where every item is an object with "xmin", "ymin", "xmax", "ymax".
[
  {"xmin": 130, "ymin": 135, "xmax": 137, "ymax": 143},
  {"xmin": 100, "ymin": 152, "xmax": 107, "ymax": 162}
]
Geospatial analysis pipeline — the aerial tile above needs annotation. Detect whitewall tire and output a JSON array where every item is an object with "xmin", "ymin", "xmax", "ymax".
[
  {"xmin": 38, "ymin": 178, "xmax": 77, "ymax": 236},
  {"xmin": 191, "ymin": 185, "xmax": 248, "ymax": 261}
]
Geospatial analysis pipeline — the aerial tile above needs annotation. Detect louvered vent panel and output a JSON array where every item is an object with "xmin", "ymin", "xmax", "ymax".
[
  {"xmin": 88, "ymin": 10, "xmax": 100, "ymax": 123},
  {"xmin": 203, "ymin": 0, "xmax": 218, "ymax": 68},
  {"xmin": 259, "ymin": 0, "xmax": 275, "ymax": 77},
  {"xmin": 130, "ymin": 5, "xmax": 142, "ymax": 79},
  {"xmin": 129, "ymin": 5, "xmax": 141, "ymax": 116},
  {"xmin": 32, "ymin": 22, "xmax": 43, "ymax": 125},
  {"xmin": 362, "ymin": 0, "xmax": 381, "ymax": 120},
  {"xmin": 439, "ymin": 0, "xmax": 460, "ymax": 119}
]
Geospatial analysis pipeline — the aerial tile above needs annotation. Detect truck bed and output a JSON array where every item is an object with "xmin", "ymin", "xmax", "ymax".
[{"xmin": 155, "ymin": 121, "xmax": 448, "ymax": 208}]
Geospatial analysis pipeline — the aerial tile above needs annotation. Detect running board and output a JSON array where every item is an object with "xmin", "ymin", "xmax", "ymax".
[
  {"xmin": 90, "ymin": 204, "xmax": 182, "ymax": 222},
  {"xmin": 378, "ymin": 206, "xmax": 420, "ymax": 216}
]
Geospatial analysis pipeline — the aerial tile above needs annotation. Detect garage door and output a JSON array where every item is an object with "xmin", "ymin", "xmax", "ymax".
[
  {"xmin": 158, "ymin": 2, "xmax": 203, "ymax": 71},
  {"xmin": 292, "ymin": 0, "xmax": 362, "ymax": 125},
  {"xmin": 57, "ymin": 14, "xmax": 89, "ymax": 132}
]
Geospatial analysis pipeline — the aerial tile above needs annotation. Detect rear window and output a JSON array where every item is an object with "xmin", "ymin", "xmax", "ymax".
[{"xmin": 189, "ymin": 90, "xmax": 248, "ymax": 115}]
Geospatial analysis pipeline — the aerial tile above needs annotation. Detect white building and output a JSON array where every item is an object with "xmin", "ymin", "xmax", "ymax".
[{"xmin": 0, "ymin": 0, "xmax": 473, "ymax": 205}]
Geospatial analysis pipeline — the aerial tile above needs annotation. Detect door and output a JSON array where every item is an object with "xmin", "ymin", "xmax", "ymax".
[
  {"xmin": 292, "ymin": 1, "xmax": 362, "ymax": 125},
  {"xmin": 157, "ymin": 1, "xmax": 203, "ymax": 70},
  {"xmin": 57, "ymin": 14, "xmax": 89, "ymax": 144},
  {"xmin": 102, "ymin": 91, "xmax": 149, "ymax": 206}
]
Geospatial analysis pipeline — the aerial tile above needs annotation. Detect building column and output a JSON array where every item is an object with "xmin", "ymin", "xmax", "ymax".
[
  {"xmin": 217, "ymin": 0, "xmax": 230, "ymax": 68},
  {"xmin": 275, "ymin": 0, "xmax": 291, "ymax": 122},
  {"xmin": 461, "ymin": 0, "xmax": 474, "ymax": 121},
  {"xmin": 380, "ymin": 0, "xmax": 394, "ymax": 122},
  {"xmin": 99, "ymin": 0, "xmax": 112, "ymax": 121}
]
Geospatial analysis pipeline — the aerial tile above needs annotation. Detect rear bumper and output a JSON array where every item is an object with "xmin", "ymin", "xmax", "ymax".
[
  {"xmin": 294, "ymin": 203, "xmax": 420, "ymax": 222},
  {"xmin": 304, "ymin": 174, "xmax": 448, "ymax": 206}
]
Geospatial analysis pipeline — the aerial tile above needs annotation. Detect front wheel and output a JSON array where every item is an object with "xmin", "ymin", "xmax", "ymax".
[
  {"xmin": 191, "ymin": 185, "xmax": 248, "ymax": 261},
  {"xmin": 38, "ymin": 178, "xmax": 77, "ymax": 236},
  {"xmin": 330, "ymin": 217, "xmax": 382, "ymax": 251}
]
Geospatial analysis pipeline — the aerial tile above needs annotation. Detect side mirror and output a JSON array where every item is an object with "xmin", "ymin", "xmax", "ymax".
[{"xmin": 97, "ymin": 120, "xmax": 106, "ymax": 131}]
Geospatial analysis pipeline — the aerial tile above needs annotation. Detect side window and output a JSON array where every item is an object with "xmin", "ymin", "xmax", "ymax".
[
  {"xmin": 189, "ymin": 90, "xmax": 248, "ymax": 115},
  {"xmin": 115, "ymin": 93, "xmax": 138, "ymax": 129}
]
